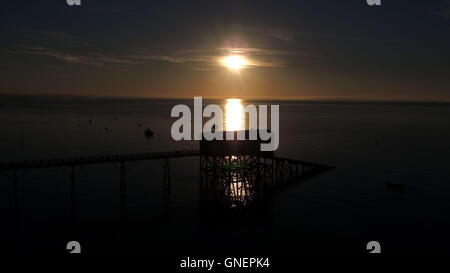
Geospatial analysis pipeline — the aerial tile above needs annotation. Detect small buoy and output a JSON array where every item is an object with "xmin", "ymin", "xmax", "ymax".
[
  {"xmin": 144, "ymin": 128, "xmax": 154, "ymax": 138},
  {"xmin": 137, "ymin": 123, "xmax": 141, "ymax": 127},
  {"xmin": 105, "ymin": 127, "xmax": 108, "ymax": 131},
  {"xmin": 114, "ymin": 118, "xmax": 118, "ymax": 121},
  {"xmin": 89, "ymin": 119, "xmax": 92, "ymax": 123}
]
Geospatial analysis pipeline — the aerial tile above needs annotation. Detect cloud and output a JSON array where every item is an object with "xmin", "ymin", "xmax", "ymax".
[
  {"xmin": 219, "ymin": 47, "xmax": 314, "ymax": 57},
  {"xmin": 437, "ymin": 1, "xmax": 450, "ymax": 20},
  {"xmin": 249, "ymin": 26, "xmax": 297, "ymax": 42},
  {"xmin": 7, "ymin": 46, "xmax": 119, "ymax": 70},
  {"xmin": 267, "ymin": 30, "xmax": 296, "ymax": 42},
  {"xmin": 130, "ymin": 47, "xmax": 296, "ymax": 68},
  {"xmin": 226, "ymin": 25, "xmax": 297, "ymax": 43},
  {"xmin": 4, "ymin": 24, "xmax": 316, "ymax": 70},
  {"xmin": 6, "ymin": 26, "xmax": 87, "ymax": 47},
  {"xmin": 7, "ymin": 44, "xmax": 315, "ymax": 70}
]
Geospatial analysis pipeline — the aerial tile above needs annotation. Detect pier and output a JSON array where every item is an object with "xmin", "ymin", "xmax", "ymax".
[
  {"xmin": 0, "ymin": 140, "xmax": 333, "ymax": 229},
  {"xmin": 0, "ymin": 150, "xmax": 331, "ymax": 201},
  {"xmin": 199, "ymin": 154, "xmax": 332, "ymax": 214},
  {"xmin": 0, "ymin": 150, "xmax": 201, "ymax": 171}
]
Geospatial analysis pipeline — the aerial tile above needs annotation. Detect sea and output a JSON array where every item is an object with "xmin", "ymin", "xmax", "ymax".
[{"xmin": 0, "ymin": 94, "xmax": 450, "ymax": 254}]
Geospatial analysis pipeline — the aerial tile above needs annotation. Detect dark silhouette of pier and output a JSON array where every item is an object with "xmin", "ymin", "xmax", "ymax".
[
  {"xmin": 0, "ymin": 150, "xmax": 200, "ymax": 171},
  {"xmin": 199, "ymin": 154, "xmax": 332, "ymax": 218},
  {"xmin": 0, "ymin": 150, "xmax": 200, "ymax": 230},
  {"xmin": 0, "ymin": 147, "xmax": 333, "ymax": 230}
]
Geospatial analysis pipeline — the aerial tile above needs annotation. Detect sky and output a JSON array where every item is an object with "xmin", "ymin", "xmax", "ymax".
[{"xmin": 1, "ymin": 0, "xmax": 450, "ymax": 100}]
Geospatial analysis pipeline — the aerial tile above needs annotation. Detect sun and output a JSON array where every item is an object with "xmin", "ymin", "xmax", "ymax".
[{"xmin": 222, "ymin": 55, "xmax": 247, "ymax": 70}]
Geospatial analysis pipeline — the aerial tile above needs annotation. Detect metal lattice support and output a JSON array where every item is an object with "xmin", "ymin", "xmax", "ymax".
[
  {"xmin": 70, "ymin": 165, "xmax": 77, "ymax": 227},
  {"xmin": 162, "ymin": 158, "xmax": 171, "ymax": 198},
  {"xmin": 199, "ymin": 154, "xmax": 333, "ymax": 211},
  {"xmin": 119, "ymin": 161, "xmax": 127, "ymax": 225},
  {"xmin": 0, "ymin": 150, "xmax": 332, "ymax": 224},
  {"xmin": 13, "ymin": 169, "xmax": 20, "ymax": 231}
]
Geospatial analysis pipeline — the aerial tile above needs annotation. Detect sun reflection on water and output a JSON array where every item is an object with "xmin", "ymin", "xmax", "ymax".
[{"xmin": 225, "ymin": 99, "xmax": 245, "ymax": 131}]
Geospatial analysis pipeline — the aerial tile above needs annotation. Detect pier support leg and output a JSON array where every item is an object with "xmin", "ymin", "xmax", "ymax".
[
  {"xmin": 271, "ymin": 160, "xmax": 275, "ymax": 186},
  {"xmin": 70, "ymin": 165, "xmax": 77, "ymax": 227},
  {"xmin": 162, "ymin": 158, "xmax": 171, "ymax": 198},
  {"xmin": 13, "ymin": 169, "xmax": 20, "ymax": 231},
  {"xmin": 256, "ymin": 156, "xmax": 261, "ymax": 190},
  {"xmin": 119, "ymin": 161, "xmax": 127, "ymax": 226}
]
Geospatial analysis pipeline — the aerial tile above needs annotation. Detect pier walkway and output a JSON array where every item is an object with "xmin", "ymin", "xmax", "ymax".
[
  {"xmin": 0, "ymin": 149, "xmax": 333, "ymax": 229},
  {"xmin": 0, "ymin": 150, "xmax": 201, "ymax": 171}
]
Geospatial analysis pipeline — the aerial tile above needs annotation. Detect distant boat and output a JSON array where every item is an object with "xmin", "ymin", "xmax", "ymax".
[{"xmin": 144, "ymin": 128, "xmax": 154, "ymax": 138}]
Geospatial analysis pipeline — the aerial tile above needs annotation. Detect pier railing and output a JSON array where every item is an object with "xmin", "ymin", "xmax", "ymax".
[{"xmin": 0, "ymin": 150, "xmax": 201, "ymax": 171}]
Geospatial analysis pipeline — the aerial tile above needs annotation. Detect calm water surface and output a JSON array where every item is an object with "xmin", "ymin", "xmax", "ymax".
[{"xmin": 1, "ymin": 95, "xmax": 450, "ymax": 253}]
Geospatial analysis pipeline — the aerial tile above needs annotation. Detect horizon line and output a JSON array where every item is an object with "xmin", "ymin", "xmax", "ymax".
[{"xmin": 1, "ymin": 92, "xmax": 450, "ymax": 103}]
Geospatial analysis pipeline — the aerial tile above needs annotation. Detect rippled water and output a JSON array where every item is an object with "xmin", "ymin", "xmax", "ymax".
[{"xmin": 1, "ymin": 95, "xmax": 450, "ymax": 253}]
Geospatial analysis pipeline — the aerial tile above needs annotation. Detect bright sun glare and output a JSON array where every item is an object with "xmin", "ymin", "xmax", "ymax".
[
  {"xmin": 225, "ymin": 99, "xmax": 244, "ymax": 131},
  {"xmin": 223, "ymin": 55, "xmax": 246, "ymax": 70}
]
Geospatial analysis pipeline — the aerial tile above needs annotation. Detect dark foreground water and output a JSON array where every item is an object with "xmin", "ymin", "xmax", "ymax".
[{"xmin": 0, "ymin": 95, "xmax": 450, "ymax": 254}]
